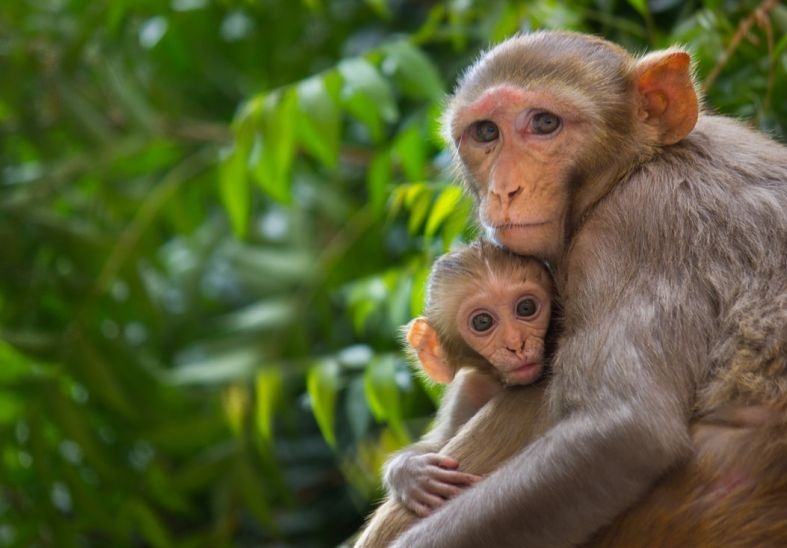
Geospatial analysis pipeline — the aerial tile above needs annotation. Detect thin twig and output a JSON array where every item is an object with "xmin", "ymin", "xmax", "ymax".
[{"xmin": 703, "ymin": 0, "xmax": 778, "ymax": 93}]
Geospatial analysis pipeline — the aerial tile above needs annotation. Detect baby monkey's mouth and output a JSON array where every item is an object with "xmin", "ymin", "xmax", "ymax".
[{"xmin": 502, "ymin": 361, "xmax": 543, "ymax": 386}]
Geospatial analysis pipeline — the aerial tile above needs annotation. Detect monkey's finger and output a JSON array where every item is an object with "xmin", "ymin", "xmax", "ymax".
[
  {"xmin": 410, "ymin": 501, "xmax": 434, "ymax": 518},
  {"xmin": 414, "ymin": 490, "xmax": 447, "ymax": 511},
  {"xmin": 400, "ymin": 494, "xmax": 431, "ymax": 517},
  {"xmin": 398, "ymin": 492, "xmax": 433, "ymax": 517},
  {"xmin": 425, "ymin": 481, "xmax": 466, "ymax": 500},
  {"xmin": 430, "ymin": 468, "xmax": 481, "ymax": 486},
  {"xmin": 426, "ymin": 454, "xmax": 460, "ymax": 469}
]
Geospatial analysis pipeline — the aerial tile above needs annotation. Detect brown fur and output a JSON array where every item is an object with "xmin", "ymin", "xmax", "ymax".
[
  {"xmin": 355, "ymin": 384, "xmax": 550, "ymax": 547},
  {"xmin": 359, "ymin": 30, "xmax": 787, "ymax": 547},
  {"xmin": 358, "ymin": 391, "xmax": 787, "ymax": 547},
  {"xmin": 589, "ymin": 402, "xmax": 787, "ymax": 547},
  {"xmin": 379, "ymin": 241, "xmax": 553, "ymax": 521}
]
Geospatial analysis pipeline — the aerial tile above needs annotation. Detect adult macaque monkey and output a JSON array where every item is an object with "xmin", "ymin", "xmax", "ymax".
[
  {"xmin": 383, "ymin": 240, "xmax": 553, "ymax": 518},
  {"xmin": 368, "ymin": 30, "xmax": 787, "ymax": 547}
]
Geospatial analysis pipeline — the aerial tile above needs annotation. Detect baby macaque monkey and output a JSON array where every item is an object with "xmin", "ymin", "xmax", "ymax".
[{"xmin": 383, "ymin": 239, "xmax": 553, "ymax": 517}]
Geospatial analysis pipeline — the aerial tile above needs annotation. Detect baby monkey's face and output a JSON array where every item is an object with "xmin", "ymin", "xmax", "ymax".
[{"xmin": 456, "ymin": 265, "xmax": 551, "ymax": 386}]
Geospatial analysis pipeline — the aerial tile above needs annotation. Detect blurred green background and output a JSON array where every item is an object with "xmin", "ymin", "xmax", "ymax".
[{"xmin": 2, "ymin": 0, "xmax": 785, "ymax": 546}]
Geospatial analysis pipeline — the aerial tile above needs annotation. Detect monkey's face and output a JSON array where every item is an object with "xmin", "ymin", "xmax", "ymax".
[
  {"xmin": 447, "ymin": 84, "xmax": 593, "ymax": 261},
  {"xmin": 456, "ymin": 273, "xmax": 551, "ymax": 386}
]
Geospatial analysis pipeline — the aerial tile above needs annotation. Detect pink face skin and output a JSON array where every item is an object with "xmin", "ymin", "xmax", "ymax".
[
  {"xmin": 455, "ymin": 274, "xmax": 551, "ymax": 386},
  {"xmin": 449, "ymin": 84, "xmax": 592, "ymax": 262}
]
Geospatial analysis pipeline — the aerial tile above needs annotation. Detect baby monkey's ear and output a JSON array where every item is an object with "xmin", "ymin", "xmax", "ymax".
[{"xmin": 406, "ymin": 317, "xmax": 454, "ymax": 384}]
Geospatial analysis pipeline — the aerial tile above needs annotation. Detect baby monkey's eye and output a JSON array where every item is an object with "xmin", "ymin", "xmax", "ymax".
[
  {"xmin": 516, "ymin": 297, "xmax": 539, "ymax": 318},
  {"xmin": 470, "ymin": 312, "xmax": 495, "ymax": 332},
  {"xmin": 471, "ymin": 120, "xmax": 499, "ymax": 143}
]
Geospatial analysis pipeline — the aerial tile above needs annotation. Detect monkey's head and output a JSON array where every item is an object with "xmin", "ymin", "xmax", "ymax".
[
  {"xmin": 442, "ymin": 31, "xmax": 699, "ymax": 261},
  {"xmin": 406, "ymin": 240, "xmax": 553, "ymax": 386}
]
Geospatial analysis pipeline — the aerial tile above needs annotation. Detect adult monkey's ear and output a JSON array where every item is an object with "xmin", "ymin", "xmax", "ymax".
[
  {"xmin": 406, "ymin": 318, "xmax": 454, "ymax": 384},
  {"xmin": 634, "ymin": 49, "xmax": 698, "ymax": 145}
]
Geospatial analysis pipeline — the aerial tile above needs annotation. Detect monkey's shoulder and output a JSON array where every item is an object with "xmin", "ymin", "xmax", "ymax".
[
  {"xmin": 567, "ymin": 115, "xmax": 787, "ymax": 294},
  {"xmin": 662, "ymin": 114, "xmax": 787, "ymax": 188},
  {"xmin": 615, "ymin": 114, "xmax": 787, "ymax": 188},
  {"xmin": 601, "ymin": 115, "xmax": 787, "ymax": 235}
]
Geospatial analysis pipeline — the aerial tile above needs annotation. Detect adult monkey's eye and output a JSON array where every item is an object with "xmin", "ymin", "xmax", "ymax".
[
  {"xmin": 531, "ymin": 111, "xmax": 561, "ymax": 135},
  {"xmin": 516, "ymin": 298, "xmax": 538, "ymax": 318},
  {"xmin": 472, "ymin": 120, "xmax": 499, "ymax": 143},
  {"xmin": 470, "ymin": 312, "xmax": 495, "ymax": 332}
]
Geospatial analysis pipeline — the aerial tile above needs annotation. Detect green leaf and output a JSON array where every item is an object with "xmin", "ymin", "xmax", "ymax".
[
  {"xmin": 364, "ymin": 0, "xmax": 391, "ymax": 18},
  {"xmin": 407, "ymin": 188, "xmax": 432, "ymax": 235},
  {"xmin": 167, "ymin": 348, "xmax": 260, "ymax": 386},
  {"xmin": 403, "ymin": 182, "xmax": 427, "ymax": 207},
  {"xmin": 75, "ymin": 343, "xmax": 136, "ymax": 419},
  {"xmin": 104, "ymin": 57, "xmax": 157, "ymax": 132},
  {"xmin": 60, "ymin": 463, "xmax": 116, "ymax": 526},
  {"xmin": 381, "ymin": 41, "xmax": 445, "ymax": 101},
  {"xmin": 367, "ymin": 150, "xmax": 391, "ymax": 214},
  {"xmin": 223, "ymin": 384, "xmax": 247, "ymax": 436},
  {"xmin": 409, "ymin": 263, "xmax": 430, "ymax": 316},
  {"xmin": 252, "ymin": 89, "xmax": 298, "ymax": 203},
  {"xmin": 388, "ymin": 182, "xmax": 409, "ymax": 218},
  {"xmin": 393, "ymin": 122, "xmax": 427, "ymax": 181},
  {"xmin": 0, "ymin": 391, "xmax": 24, "ymax": 424},
  {"xmin": 346, "ymin": 277, "xmax": 388, "ymax": 333},
  {"xmin": 345, "ymin": 375, "xmax": 372, "ymax": 442},
  {"xmin": 234, "ymin": 455, "xmax": 278, "ymax": 532},
  {"xmin": 388, "ymin": 271, "xmax": 413, "ymax": 329},
  {"xmin": 339, "ymin": 57, "xmax": 398, "ymax": 141},
  {"xmin": 363, "ymin": 354, "xmax": 407, "ymax": 442},
  {"xmin": 351, "ymin": 298, "xmax": 377, "ymax": 334},
  {"xmin": 229, "ymin": 245, "xmax": 316, "ymax": 285},
  {"xmin": 255, "ymin": 368, "xmax": 282, "ymax": 443},
  {"xmin": 490, "ymin": 3, "xmax": 525, "ymax": 43},
  {"xmin": 219, "ymin": 143, "xmax": 251, "ymax": 237},
  {"xmin": 0, "ymin": 340, "xmax": 36, "ymax": 383},
  {"xmin": 307, "ymin": 358, "xmax": 342, "ymax": 448},
  {"xmin": 46, "ymin": 386, "xmax": 120, "ymax": 479},
  {"xmin": 221, "ymin": 108, "xmax": 257, "ymax": 236},
  {"xmin": 425, "ymin": 185, "xmax": 464, "ymax": 237},
  {"xmin": 145, "ymin": 415, "xmax": 228, "ymax": 454},
  {"xmin": 170, "ymin": 447, "xmax": 234, "ymax": 493},
  {"xmin": 441, "ymin": 194, "xmax": 474, "ymax": 248},
  {"xmin": 57, "ymin": 82, "xmax": 113, "ymax": 141},
  {"xmin": 214, "ymin": 298, "xmax": 296, "ymax": 333},
  {"xmin": 143, "ymin": 465, "xmax": 192, "ymax": 512},
  {"xmin": 296, "ymin": 72, "xmax": 342, "ymax": 168},
  {"xmin": 775, "ymin": 30, "xmax": 787, "ymax": 57},
  {"xmin": 126, "ymin": 499, "xmax": 173, "ymax": 548},
  {"xmin": 626, "ymin": 0, "xmax": 649, "ymax": 19}
]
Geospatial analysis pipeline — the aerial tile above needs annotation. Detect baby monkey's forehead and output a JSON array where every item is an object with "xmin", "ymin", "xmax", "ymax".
[{"xmin": 506, "ymin": 259, "xmax": 553, "ymax": 288}]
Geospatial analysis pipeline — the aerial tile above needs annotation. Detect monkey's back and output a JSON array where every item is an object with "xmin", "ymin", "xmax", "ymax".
[
  {"xmin": 571, "ymin": 113, "xmax": 787, "ymax": 410},
  {"xmin": 564, "ymin": 113, "xmax": 787, "ymax": 547}
]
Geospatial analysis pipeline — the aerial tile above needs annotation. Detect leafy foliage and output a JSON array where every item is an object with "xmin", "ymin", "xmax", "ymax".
[{"xmin": 1, "ymin": 0, "xmax": 785, "ymax": 545}]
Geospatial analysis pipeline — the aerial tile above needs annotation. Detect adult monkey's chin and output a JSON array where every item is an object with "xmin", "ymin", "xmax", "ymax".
[{"xmin": 487, "ymin": 221, "xmax": 562, "ymax": 260}]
